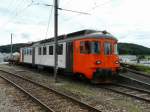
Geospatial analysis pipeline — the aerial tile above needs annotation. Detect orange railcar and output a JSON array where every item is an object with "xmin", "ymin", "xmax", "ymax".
[{"xmin": 20, "ymin": 30, "xmax": 120, "ymax": 83}]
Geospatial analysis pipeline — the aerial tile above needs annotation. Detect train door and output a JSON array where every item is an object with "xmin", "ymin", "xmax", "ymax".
[
  {"xmin": 73, "ymin": 39, "xmax": 101, "ymax": 79},
  {"xmin": 32, "ymin": 47, "xmax": 35, "ymax": 65},
  {"xmin": 73, "ymin": 40, "xmax": 89, "ymax": 78},
  {"xmin": 66, "ymin": 42, "xmax": 73, "ymax": 72}
]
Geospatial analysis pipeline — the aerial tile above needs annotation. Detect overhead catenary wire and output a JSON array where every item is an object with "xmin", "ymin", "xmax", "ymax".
[
  {"xmin": 6, "ymin": 0, "xmax": 17, "ymax": 13},
  {"xmin": 59, "ymin": 0, "xmax": 112, "ymax": 22},
  {"xmin": 0, "ymin": 1, "xmax": 34, "ymax": 30},
  {"xmin": 1, "ymin": 0, "xmax": 113, "ymax": 43},
  {"xmin": 44, "ymin": 0, "xmax": 60, "ymax": 39},
  {"xmin": 13, "ymin": 0, "xmax": 26, "ymax": 15},
  {"xmin": 33, "ymin": 2, "xmax": 90, "ymax": 15},
  {"xmin": 45, "ymin": 6, "xmax": 54, "ymax": 39},
  {"xmin": 34, "ymin": 0, "xmax": 91, "ymax": 36}
]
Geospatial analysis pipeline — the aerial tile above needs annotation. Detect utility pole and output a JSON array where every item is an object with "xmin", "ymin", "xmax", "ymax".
[
  {"xmin": 10, "ymin": 33, "xmax": 13, "ymax": 62},
  {"xmin": 54, "ymin": 0, "xmax": 58, "ymax": 82}
]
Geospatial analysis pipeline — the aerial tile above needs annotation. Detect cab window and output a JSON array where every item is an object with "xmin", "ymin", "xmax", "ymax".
[
  {"xmin": 80, "ymin": 41, "xmax": 100, "ymax": 54},
  {"xmin": 104, "ymin": 42, "xmax": 112, "ymax": 55},
  {"xmin": 91, "ymin": 41, "xmax": 100, "ymax": 54}
]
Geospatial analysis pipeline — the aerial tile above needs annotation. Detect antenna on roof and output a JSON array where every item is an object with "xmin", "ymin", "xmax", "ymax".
[{"xmin": 102, "ymin": 30, "xmax": 109, "ymax": 34}]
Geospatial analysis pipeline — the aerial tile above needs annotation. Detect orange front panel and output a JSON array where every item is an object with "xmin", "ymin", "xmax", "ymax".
[{"xmin": 73, "ymin": 38, "xmax": 120, "ymax": 80}]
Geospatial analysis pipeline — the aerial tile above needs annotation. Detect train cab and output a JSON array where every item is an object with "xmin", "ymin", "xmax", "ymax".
[{"xmin": 73, "ymin": 36, "xmax": 120, "ymax": 83}]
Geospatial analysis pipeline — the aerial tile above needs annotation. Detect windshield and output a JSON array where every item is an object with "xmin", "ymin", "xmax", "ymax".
[
  {"xmin": 104, "ymin": 42, "xmax": 112, "ymax": 55},
  {"xmin": 80, "ymin": 41, "xmax": 100, "ymax": 54}
]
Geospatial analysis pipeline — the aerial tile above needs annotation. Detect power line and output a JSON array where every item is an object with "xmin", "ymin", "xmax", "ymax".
[
  {"xmin": 58, "ymin": 7, "xmax": 90, "ymax": 15},
  {"xmin": 0, "ymin": 1, "xmax": 34, "ymax": 29},
  {"xmin": 45, "ymin": 6, "xmax": 53, "ymax": 39},
  {"xmin": 58, "ymin": 0, "xmax": 112, "ymax": 29},
  {"xmin": 8, "ymin": 0, "xmax": 25, "ymax": 16},
  {"xmin": 33, "ymin": 2, "xmax": 90, "ymax": 15},
  {"xmin": 14, "ymin": 0, "xmax": 26, "ymax": 15},
  {"xmin": 6, "ymin": 0, "xmax": 16, "ymax": 12}
]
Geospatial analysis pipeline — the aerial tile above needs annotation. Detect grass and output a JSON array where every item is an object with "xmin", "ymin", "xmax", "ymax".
[
  {"xmin": 57, "ymin": 81, "xmax": 97, "ymax": 97},
  {"xmin": 111, "ymin": 99, "xmax": 143, "ymax": 112},
  {"xmin": 130, "ymin": 64, "xmax": 150, "ymax": 74}
]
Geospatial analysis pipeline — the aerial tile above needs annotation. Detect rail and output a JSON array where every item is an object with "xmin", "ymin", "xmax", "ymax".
[
  {"xmin": 101, "ymin": 84, "xmax": 150, "ymax": 103},
  {"xmin": 0, "ymin": 69, "xmax": 101, "ymax": 112}
]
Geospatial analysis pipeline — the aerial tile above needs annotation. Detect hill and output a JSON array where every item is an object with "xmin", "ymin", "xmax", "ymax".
[
  {"xmin": 0, "ymin": 42, "xmax": 150, "ymax": 55},
  {"xmin": 118, "ymin": 43, "xmax": 150, "ymax": 55},
  {"xmin": 0, "ymin": 43, "xmax": 29, "ymax": 53}
]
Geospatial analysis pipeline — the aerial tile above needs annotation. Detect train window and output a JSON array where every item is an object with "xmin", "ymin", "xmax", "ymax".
[
  {"xmin": 25, "ymin": 49, "xmax": 27, "ymax": 55},
  {"xmin": 80, "ymin": 41, "xmax": 100, "ymax": 54},
  {"xmin": 43, "ymin": 47, "xmax": 47, "ymax": 55},
  {"xmin": 26, "ymin": 48, "xmax": 29, "ymax": 55},
  {"xmin": 91, "ymin": 41, "xmax": 100, "ymax": 54},
  {"xmin": 49, "ymin": 46, "xmax": 53, "ymax": 55},
  {"xmin": 23, "ymin": 49, "xmax": 25, "ymax": 55},
  {"xmin": 104, "ymin": 42, "xmax": 112, "ymax": 55},
  {"xmin": 38, "ymin": 47, "xmax": 42, "ymax": 55},
  {"xmin": 27, "ymin": 48, "xmax": 31, "ymax": 55},
  {"xmin": 80, "ymin": 41, "xmax": 91, "ymax": 54},
  {"xmin": 30, "ymin": 48, "xmax": 32, "ymax": 55},
  {"xmin": 57, "ymin": 44, "xmax": 63, "ymax": 55},
  {"xmin": 114, "ymin": 44, "xmax": 118, "ymax": 54}
]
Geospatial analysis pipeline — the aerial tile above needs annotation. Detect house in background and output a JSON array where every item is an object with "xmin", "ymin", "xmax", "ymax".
[{"xmin": 119, "ymin": 55, "xmax": 137, "ymax": 63}]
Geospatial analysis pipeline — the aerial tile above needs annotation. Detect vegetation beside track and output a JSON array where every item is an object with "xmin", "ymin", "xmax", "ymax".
[
  {"xmin": 123, "ymin": 64, "xmax": 150, "ymax": 74},
  {"xmin": 1, "ymin": 42, "xmax": 150, "ymax": 55},
  {"xmin": 111, "ymin": 99, "xmax": 142, "ymax": 112}
]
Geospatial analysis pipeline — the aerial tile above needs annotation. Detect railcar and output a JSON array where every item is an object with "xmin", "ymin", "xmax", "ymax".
[{"xmin": 20, "ymin": 29, "xmax": 120, "ymax": 83}]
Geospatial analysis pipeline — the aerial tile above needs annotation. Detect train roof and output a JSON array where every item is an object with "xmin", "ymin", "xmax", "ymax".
[
  {"xmin": 23, "ymin": 29, "xmax": 117, "ymax": 47},
  {"xmin": 36, "ymin": 29, "xmax": 117, "ymax": 44}
]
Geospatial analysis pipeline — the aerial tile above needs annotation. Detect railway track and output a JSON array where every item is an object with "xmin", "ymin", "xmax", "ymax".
[
  {"xmin": 0, "ymin": 69, "xmax": 101, "ymax": 112},
  {"xmin": 119, "ymin": 73, "xmax": 150, "ymax": 86},
  {"xmin": 122, "ymin": 66, "xmax": 150, "ymax": 78},
  {"xmin": 1, "ymin": 65, "xmax": 150, "ymax": 110},
  {"xmin": 118, "ymin": 68, "xmax": 150, "ymax": 93},
  {"xmin": 101, "ymin": 84, "xmax": 150, "ymax": 103},
  {"xmin": 118, "ymin": 64, "xmax": 150, "ymax": 92}
]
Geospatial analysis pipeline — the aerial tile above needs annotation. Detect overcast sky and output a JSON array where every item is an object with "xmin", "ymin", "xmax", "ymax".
[{"xmin": 0, "ymin": 0, "xmax": 150, "ymax": 48}]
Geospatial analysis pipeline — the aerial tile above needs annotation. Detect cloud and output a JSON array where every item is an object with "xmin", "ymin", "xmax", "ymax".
[
  {"xmin": 21, "ymin": 33, "xmax": 30, "ymax": 39},
  {"xmin": 0, "ymin": 0, "xmax": 150, "ymax": 48}
]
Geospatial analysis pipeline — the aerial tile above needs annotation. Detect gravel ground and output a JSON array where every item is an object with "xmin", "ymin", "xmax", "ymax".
[
  {"xmin": 0, "ymin": 75, "xmax": 46, "ymax": 112},
  {"xmin": 0, "ymin": 64, "xmax": 150, "ymax": 112}
]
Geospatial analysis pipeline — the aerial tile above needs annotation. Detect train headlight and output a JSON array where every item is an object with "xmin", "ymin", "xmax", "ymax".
[
  {"xmin": 115, "ymin": 61, "xmax": 119, "ymax": 64},
  {"xmin": 96, "ymin": 60, "xmax": 101, "ymax": 64}
]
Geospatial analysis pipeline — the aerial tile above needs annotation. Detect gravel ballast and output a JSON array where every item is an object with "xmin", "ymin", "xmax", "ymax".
[
  {"xmin": 0, "ymin": 76, "xmax": 46, "ymax": 112},
  {"xmin": 0, "ymin": 64, "xmax": 150, "ymax": 112}
]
